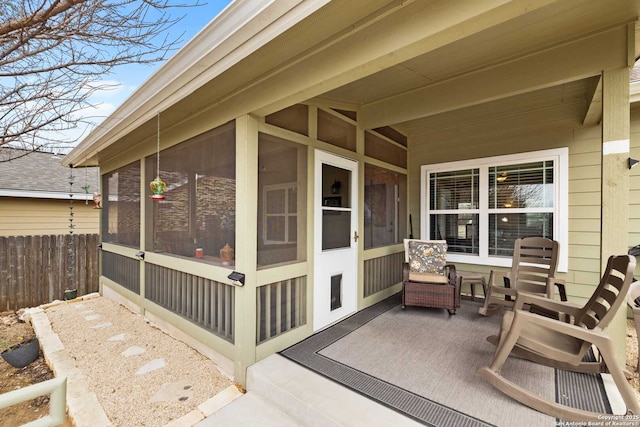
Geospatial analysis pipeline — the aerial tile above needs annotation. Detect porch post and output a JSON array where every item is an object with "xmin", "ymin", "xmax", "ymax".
[
  {"xmin": 139, "ymin": 158, "xmax": 146, "ymax": 314},
  {"xmin": 356, "ymin": 123, "xmax": 365, "ymax": 310},
  {"xmin": 233, "ymin": 114, "xmax": 259, "ymax": 385},
  {"xmin": 601, "ymin": 64, "xmax": 631, "ymax": 365}
]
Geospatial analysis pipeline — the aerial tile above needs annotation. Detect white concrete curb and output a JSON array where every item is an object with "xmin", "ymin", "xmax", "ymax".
[
  {"xmin": 162, "ymin": 385, "xmax": 244, "ymax": 427},
  {"xmin": 25, "ymin": 295, "xmax": 112, "ymax": 427}
]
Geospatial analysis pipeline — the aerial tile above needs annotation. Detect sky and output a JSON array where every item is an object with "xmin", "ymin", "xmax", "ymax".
[{"xmin": 68, "ymin": 0, "xmax": 234, "ymax": 148}]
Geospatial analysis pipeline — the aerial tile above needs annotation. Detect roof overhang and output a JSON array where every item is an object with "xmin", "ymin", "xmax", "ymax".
[
  {"xmin": 65, "ymin": 0, "xmax": 332, "ymax": 167},
  {"xmin": 65, "ymin": 0, "xmax": 640, "ymax": 168}
]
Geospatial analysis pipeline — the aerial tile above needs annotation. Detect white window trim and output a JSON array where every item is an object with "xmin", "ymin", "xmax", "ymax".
[
  {"xmin": 420, "ymin": 148, "xmax": 568, "ymax": 272},
  {"xmin": 263, "ymin": 182, "xmax": 297, "ymax": 245}
]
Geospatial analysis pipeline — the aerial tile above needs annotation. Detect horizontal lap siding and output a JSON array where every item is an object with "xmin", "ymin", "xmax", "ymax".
[
  {"xmin": 407, "ymin": 83, "xmax": 602, "ymax": 302},
  {"xmin": 0, "ymin": 198, "xmax": 99, "ymax": 236},
  {"xmin": 630, "ymin": 108, "xmax": 640, "ymax": 264}
]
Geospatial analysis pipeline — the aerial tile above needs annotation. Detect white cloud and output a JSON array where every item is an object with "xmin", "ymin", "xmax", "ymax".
[{"xmin": 33, "ymin": 78, "xmax": 138, "ymax": 151}]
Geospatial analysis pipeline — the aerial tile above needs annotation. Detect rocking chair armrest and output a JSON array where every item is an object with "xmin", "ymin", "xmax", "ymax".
[
  {"xmin": 513, "ymin": 309, "xmax": 608, "ymax": 344},
  {"xmin": 487, "ymin": 285, "xmax": 517, "ymax": 297},
  {"xmin": 546, "ymin": 277, "xmax": 567, "ymax": 301},
  {"xmin": 488, "ymin": 270, "xmax": 510, "ymax": 287},
  {"xmin": 513, "ymin": 292, "xmax": 581, "ymax": 316}
]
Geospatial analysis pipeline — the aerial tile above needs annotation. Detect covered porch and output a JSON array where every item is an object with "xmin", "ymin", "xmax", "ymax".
[
  {"xmin": 203, "ymin": 295, "xmax": 625, "ymax": 427},
  {"xmin": 64, "ymin": 0, "xmax": 640, "ymax": 387}
]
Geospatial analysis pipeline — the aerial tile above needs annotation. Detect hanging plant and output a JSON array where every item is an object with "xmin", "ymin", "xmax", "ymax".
[
  {"xmin": 150, "ymin": 112, "xmax": 167, "ymax": 201},
  {"xmin": 150, "ymin": 177, "xmax": 166, "ymax": 200},
  {"xmin": 82, "ymin": 166, "xmax": 91, "ymax": 204}
]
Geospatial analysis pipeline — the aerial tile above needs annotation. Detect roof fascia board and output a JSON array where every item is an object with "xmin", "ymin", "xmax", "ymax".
[
  {"xmin": 65, "ymin": 0, "xmax": 330, "ymax": 167},
  {"xmin": 0, "ymin": 189, "xmax": 93, "ymax": 200}
]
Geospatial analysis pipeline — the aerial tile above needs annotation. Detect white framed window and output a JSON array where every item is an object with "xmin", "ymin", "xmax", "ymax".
[
  {"xmin": 263, "ymin": 182, "xmax": 297, "ymax": 245},
  {"xmin": 421, "ymin": 148, "xmax": 568, "ymax": 271}
]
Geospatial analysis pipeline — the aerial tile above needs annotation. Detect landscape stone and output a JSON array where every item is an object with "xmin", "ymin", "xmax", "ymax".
[{"xmin": 136, "ymin": 358, "xmax": 165, "ymax": 375}]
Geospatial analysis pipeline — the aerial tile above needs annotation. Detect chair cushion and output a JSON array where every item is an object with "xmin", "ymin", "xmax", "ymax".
[
  {"xmin": 408, "ymin": 241, "xmax": 447, "ymax": 275},
  {"xmin": 408, "ymin": 272, "xmax": 450, "ymax": 284}
]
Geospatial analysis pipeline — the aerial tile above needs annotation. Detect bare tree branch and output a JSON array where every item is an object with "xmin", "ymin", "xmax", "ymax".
[{"xmin": 0, "ymin": 0, "xmax": 203, "ymax": 162}]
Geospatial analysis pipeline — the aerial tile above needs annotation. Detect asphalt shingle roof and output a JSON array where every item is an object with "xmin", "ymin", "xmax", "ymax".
[{"xmin": 0, "ymin": 149, "xmax": 99, "ymax": 195}]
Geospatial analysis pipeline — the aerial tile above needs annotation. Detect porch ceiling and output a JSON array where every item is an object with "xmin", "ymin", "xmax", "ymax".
[
  {"xmin": 315, "ymin": 0, "xmax": 639, "ymax": 131},
  {"xmin": 319, "ymin": 0, "xmax": 638, "ymax": 107},
  {"xmin": 184, "ymin": 0, "xmax": 637, "ymax": 133},
  {"xmin": 397, "ymin": 77, "xmax": 599, "ymax": 136}
]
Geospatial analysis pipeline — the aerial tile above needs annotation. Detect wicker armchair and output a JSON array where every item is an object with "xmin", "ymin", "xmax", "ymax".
[{"xmin": 402, "ymin": 239, "xmax": 458, "ymax": 314}]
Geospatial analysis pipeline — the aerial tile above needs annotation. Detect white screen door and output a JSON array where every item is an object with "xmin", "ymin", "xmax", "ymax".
[{"xmin": 314, "ymin": 150, "xmax": 358, "ymax": 331}]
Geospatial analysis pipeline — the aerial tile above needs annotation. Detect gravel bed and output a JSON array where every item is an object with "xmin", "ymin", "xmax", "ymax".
[
  {"xmin": 626, "ymin": 319, "xmax": 640, "ymax": 402},
  {"xmin": 45, "ymin": 297, "xmax": 234, "ymax": 427}
]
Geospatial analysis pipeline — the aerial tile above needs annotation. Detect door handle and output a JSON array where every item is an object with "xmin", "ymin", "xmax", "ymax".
[{"xmin": 353, "ymin": 231, "xmax": 359, "ymax": 242}]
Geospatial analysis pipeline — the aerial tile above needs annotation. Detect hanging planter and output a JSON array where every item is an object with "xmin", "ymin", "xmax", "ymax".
[
  {"xmin": 2, "ymin": 338, "xmax": 40, "ymax": 368},
  {"xmin": 150, "ymin": 113, "xmax": 167, "ymax": 201},
  {"xmin": 150, "ymin": 177, "xmax": 166, "ymax": 200},
  {"xmin": 92, "ymin": 192, "xmax": 103, "ymax": 209}
]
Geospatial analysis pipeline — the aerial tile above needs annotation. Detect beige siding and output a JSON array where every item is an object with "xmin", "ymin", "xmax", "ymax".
[
  {"xmin": 406, "ymin": 82, "xmax": 602, "ymax": 301},
  {"xmin": 630, "ymin": 107, "xmax": 640, "ymax": 259},
  {"xmin": 0, "ymin": 197, "xmax": 100, "ymax": 236}
]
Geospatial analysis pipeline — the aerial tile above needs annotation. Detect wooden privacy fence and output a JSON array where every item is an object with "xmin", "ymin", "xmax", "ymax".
[{"xmin": 0, "ymin": 234, "xmax": 100, "ymax": 311}]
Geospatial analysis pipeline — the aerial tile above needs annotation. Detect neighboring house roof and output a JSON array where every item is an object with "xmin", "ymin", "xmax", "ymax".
[{"xmin": 0, "ymin": 148, "xmax": 99, "ymax": 200}]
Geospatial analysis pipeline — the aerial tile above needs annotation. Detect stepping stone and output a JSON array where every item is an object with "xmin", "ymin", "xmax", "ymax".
[
  {"xmin": 136, "ymin": 358, "xmax": 165, "ymax": 375},
  {"xmin": 122, "ymin": 346, "xmax": 146, "ymax": 357},
  {"xmin": 84, "ymin": 314, "xmax": 101, "ymax": 321},
  {"xmin": 149, "ymin": 381, "xmax": 194, "ymax": 403},
  {"xmin": 108, "ymin": 333, "xmax": 126, "ymax": 342},
  {"xmin": 90, "ymin": 322, "xmax": 112, "ymax": 329}
]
